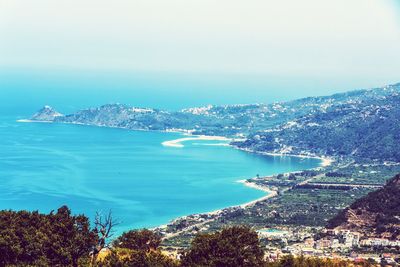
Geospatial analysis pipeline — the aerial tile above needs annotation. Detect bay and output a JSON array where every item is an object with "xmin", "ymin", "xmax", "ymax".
[{"xmin": 0, "ymin": 116, "xmax": 320, "ymax": 232}]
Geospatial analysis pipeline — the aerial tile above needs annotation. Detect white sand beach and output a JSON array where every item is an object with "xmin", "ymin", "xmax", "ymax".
[
  {"xmin": 263, "ymin": 152, "xmax": 333, "ymax": 168},
  {"xmin": 162, "ymin": 135, "xmax": 231, "ymax": 148},
  {"xmin": 204, "ymin": 180, "xmax": 277, "ymax": 216},
  {"xmin": 16, "ymin": 119, "xmax": 52, "ymax": 123},
  {"xmin": 16, "ymin": 119, "xmax": 34, "ymax": 123},
  {"xmin": 320, "ymin": 157, "xmax": 334, "ymax": 167},
  {"xmin": 236, "ymin": 179, "xmax": 278, "ymax": 208},
  {"xmin": 236, "ymin": 147, "xmax": 334, "ymax": 168}
]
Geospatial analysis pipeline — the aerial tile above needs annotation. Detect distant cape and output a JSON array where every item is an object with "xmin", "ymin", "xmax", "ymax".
[{"xmin": 29, "ymin": 82, "xmax": 400, "ymax": 162}]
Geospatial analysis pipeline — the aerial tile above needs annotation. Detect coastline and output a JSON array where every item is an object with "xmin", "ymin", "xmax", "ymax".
[
  {"xmin": 16, "ymin": 119, "xmax": 52, "ymax": 123},
  {"xmin": 16, "ymin": 119, "xmax": 198, "ymax": 135},
  {"xmin": 161, "ymin": 135, "xmax": 231, "ymax": 148},
  {"xmin": 236, "ymin": 179, "xmax": 278, "ymax": 208},
  {"xmin": 18, "ymin": 118, "xmax": 333, "ymax": 232},
  {"xmin": 157, "ymin": 180, "xmax": 278, "ymax": 238},
  {"xmin": 234, "ymin": 146, "xmax": 334, "ymax": 168},
  {"xmin": 204, "ymin": 179, "xmax": 277, "ymax": 215},
  {"xmin": 157, "ymin": 146, "xmax": 333, "ymax": 234}
]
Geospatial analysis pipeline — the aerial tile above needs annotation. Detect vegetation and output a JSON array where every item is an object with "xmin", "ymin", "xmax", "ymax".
[
  {"xmin": 312, "ymin": 163, "xmax": 400, "ymax": 185},
  {"xmin": 97, "ymin": 249, "xmax": 178, "ymax": 267},
  {"xmin": 234, "ymin": 85, "xmax": 400, "ymax": 162},
  {"xmin": 98, "ymin": 230, "xmax": 178, "ymax": 267},
  {"xmin": 189, "ymin": 186, "xmax": 372, "ymax": 232},
  {"xmin": 14, "ymin": 83, "xmax": 400, "ymax": 265},
  {"xmin": 161, "ymin": 163, "xmax": 400, "ymax": 248},
  {"xmin": 0, "ymin": 206, "xmax": 97, "ymax": 267},
  {"xmin": 112, "ymin": 229, "xmax": 161, "ymax": 251},
  {"xmin": 0, "ymin": 206, "xmax": 382, "ymax": 266},
  {"xmin": 33, "ymin": 83, "xmax": 400, "ymax": 162},
  {"xmin": 98, "ymin": 227, "xmax": 268, "ymax": 266},
  {"xmin": 181, "ymin": 226, "xmax": 265, "ymax": 267},
  {"xmin": 328, "ymin": 174, "xmax": 400, "ymax": 238}
]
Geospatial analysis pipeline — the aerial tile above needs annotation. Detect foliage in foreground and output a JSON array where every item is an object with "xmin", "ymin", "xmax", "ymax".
[
  {"xmin": 97, "ymin": 229, "xmax": 178, "ymax": 267},
  {"xmin": 181, "ymin": 226, "xmax": 265, "ymax": 267},
  {"xmin": 0, "ymin": 207, "xmax": 369, "ymax": 267},
  {"xmin": 0, "ymin": 206, "xmax": 96, "ymax": 267}
]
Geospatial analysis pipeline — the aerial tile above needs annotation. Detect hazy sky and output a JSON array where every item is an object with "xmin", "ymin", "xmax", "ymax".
[{"xmin": 0, "ymin": 0, "xmax": 400, "ymax": 98}]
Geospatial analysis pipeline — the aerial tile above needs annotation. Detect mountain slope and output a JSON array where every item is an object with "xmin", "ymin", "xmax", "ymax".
[
  {"xmin": 233, "ymin": 83, "xmax": 400, "ymax": 161},
  {"xmin": 327, "ymin": 174, "xmax": 400, "ymax": 239},
  {"xmin": 30, "ymin": 83, "xmax": 400, "ymax": 161},
  {"xmin": 30, "ymin": 101, "xmax": 338, "ymax": 137}
]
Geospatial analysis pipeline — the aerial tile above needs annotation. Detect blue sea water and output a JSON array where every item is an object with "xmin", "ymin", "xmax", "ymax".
[
  {"xmin": 0, "ymin": 69, "xmax": 322, "ymax": 233},
  {"xmin": 0, "ymin": 116, "xmax": 320, "ymax": 232}
]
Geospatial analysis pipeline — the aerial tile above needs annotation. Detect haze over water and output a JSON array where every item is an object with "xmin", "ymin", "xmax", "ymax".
[{"xmin": 0, "ymin": 68, "xmax": 382, "ymax": 116}]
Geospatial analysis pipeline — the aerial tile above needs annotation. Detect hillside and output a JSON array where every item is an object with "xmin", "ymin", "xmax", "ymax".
[
  {"xmin": 327, "ymin": 174, "xmax": 400, "ymax": 240},
  {"xmin": 233, "ymin": 83, "xmax": 400, "ymax": 161},
  {"xmin": 30, "ymin": 83, "xmax": 400, "ymax": 161},
  {"xmin": 32, "ymin": 101, "xmax": 331, "ymax": 137}
]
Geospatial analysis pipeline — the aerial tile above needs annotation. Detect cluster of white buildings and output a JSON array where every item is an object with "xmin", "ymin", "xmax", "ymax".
[
  {"xmin": 278, "ymin": 229, "xmax": 363, "ymax": 255},
  {"xmin": 360, "ymin": 238, "xmax": 400, "ymax": 247},
  {"xmin": 321, "ymin": 229, "xmax": 361, "ymax": 249},
  {"xmin": 264, "ymin": 228, "xmax": 400, "ymax": 263},
  {"xmin": 323, "ymin": 229, "xmax": 400, "ymax": 249},
  {"xmin": 257, "ymin": 227, "xmax": 314, "ymax": 245}
]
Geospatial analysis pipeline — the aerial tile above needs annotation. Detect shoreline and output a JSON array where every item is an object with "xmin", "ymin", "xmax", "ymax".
[
  {"xmin": 16, "ymin": 119, "xmax": 198, "ymax": 135},
  {"xmin": 16, "ymin": 119, "xmax": 52, "ymax": 123},
  {"xmin": 234, "ymin": 146, "xmax": 334, "ymax": 168},
  {"xmin": 156, "ymin": 180, "xmax": 278, "ymax": 237},
  {"xmin": 15, "ymin": 120, "xmax": 334, "ymax": 168},
  {"xmin": 204, "ymin": 179, "xmax": 277, "ymax": 215},
  {"xmin": 17, "ymin": 118, "xmax": 333, "ymax": 231},
  {"xmin": 161, "ymin": 135, "xmax": 231, "ymax": 148},
  {"xmin": 236, "ymin": 179, "xmax": 278, "ymax": 208},
  {"xmin": 157, "ymin": 148, "xmax": 333, "ymax": 233}
]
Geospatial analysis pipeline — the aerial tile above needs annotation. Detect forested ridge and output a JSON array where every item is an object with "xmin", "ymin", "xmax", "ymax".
[
  {"xmin": 328, "ymin": 174, "xmax": 400, "ymax": 239},
  {"xmin": 33, "ymin": 83, "xmax": 400, "ymax": 162}
]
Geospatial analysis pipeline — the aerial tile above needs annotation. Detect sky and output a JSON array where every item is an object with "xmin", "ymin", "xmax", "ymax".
[{"xmin": 0, "ymin": 0, "xmax": 400, "ymax": 109}]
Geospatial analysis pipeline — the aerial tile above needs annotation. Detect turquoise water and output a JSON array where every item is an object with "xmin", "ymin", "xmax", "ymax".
[
  {"xmin": 0, "ymin": 115, "xmax": 320, "ymax": 232},
  {"xmin": 258, "ymin": 229, "xmax": 286, "ymax": 233}
]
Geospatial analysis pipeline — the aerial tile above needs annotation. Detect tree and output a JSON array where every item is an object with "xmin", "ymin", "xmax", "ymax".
[
  {"xmin": 0, "ymin": 206, "xmax": 97, "ymax": 267},
  {"xmin": 92, "ymin": 210, "xmax": 119, "ymax": 263},
  {"xmin": 98, "ymin": 230, "xmax": 177, "ymax": 267},
  {"xmin": 0, "ymin": 227, "xmax": 22, "ymax": 266},
  {"xmin": 98, "ymin": 249, "xmax": 178, "ymax": 267},
  {"xmin": 181, "ymin": 226, "xmax": 265, "ymax": 267},
  {"xmin": 112, "ymin": 229, "xmax": 161, "ymax": 251},
  {"xmin": 46, "ymin": 206, "xmax": 98, "ymax": 267}
]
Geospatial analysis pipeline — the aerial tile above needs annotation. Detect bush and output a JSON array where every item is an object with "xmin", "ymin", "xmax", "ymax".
[
  {"xmin": 112, "ymin": 229, "xmax": 161, "ymax": 252},
  {"xmin": 181, "ymin": 226, "xmax": 265, "ymax": 267},
  {"xmin": 0, "ymin": 206, "xmax": 97, "ymax": 267}
]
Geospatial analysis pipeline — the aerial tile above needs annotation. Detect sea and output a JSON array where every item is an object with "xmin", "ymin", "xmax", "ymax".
[{"xmin": 0, "ymin": 69, "xmax": 321, "ymax": 232}]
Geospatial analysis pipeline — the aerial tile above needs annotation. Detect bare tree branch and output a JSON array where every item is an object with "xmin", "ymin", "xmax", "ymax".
[{"xmin": 91, "ymin": 210, "xmax": 120, "ymax": 264}]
